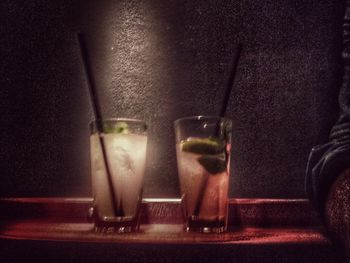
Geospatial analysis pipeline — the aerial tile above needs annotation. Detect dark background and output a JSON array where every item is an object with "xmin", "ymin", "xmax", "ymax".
[{"xmin": 0, "ymin": 0, "xmax": 345, "ymax": 198}]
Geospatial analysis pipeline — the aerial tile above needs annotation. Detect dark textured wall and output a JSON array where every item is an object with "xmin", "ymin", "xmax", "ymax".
[{"xmin": 0, "ymin": 0, "xmax": 345, "ymax": 198}]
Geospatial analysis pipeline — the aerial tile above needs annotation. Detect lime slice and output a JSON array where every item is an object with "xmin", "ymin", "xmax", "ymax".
[
  {"xmin": 197, "ymin": 155, "xmax": 227, "ymax": 174},
  {"xmin": 182, "ymin": 138, "xmax": 225, "ymax": 155},
  {"xmin": 103, "ymin": 122, "xmax": 129, "ymax": 134}
]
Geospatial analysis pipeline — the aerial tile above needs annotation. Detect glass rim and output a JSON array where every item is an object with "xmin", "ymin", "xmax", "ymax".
[
  {"xmin": 89, "ymin": 118, "xmax": 147, "ymax": 125},
  {"xmin": 174, "ymin": 115, "xmax": 232, "ymax": 125}
]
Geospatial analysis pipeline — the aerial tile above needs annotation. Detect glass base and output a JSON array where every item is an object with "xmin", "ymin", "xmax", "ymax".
[
  {"xmin": 94, "ymin": 224, "xmax": 138, "ymax": 233},
  {"xmin": 185, "ymin": 218, "xmax": 227, "ymax": 233},
  {"xmin": 93, "ymin": 219, "xmax": 140, "ymax": 233},
  {"xmin": 90, "ymin": 207, "xmax": 140, "ymax": 233}
]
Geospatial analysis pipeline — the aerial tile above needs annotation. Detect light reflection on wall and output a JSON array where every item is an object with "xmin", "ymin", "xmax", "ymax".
[{"xmin": 83, "ymin": 1, "xmax": 180, "ymax": 197}]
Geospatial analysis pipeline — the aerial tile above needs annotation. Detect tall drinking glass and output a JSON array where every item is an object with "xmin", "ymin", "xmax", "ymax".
[
  {"xmin": 174, "ymin": 116, "xmax": 232, "ymax": 233},
  {"xmin": 90, "ymin": 118, "xmax": 147, "ymax": 232}
]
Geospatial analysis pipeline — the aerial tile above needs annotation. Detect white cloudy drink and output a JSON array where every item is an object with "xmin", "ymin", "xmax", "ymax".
[{"xmin": 90, "ymin": 119, "xmax": 147, "ymax": 232}]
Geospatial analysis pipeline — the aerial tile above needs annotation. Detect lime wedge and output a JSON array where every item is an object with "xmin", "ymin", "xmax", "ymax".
[
  {"xmin": 197, "ymin": 155, "xmax": 227, "ymax": 174},
  {"xmin": 103, "ymin": 122, "xmax": 129, "ymax": 134},
  {"xmin": 182, "ymin": 138, "xmax": 225, "ymax": 155}
]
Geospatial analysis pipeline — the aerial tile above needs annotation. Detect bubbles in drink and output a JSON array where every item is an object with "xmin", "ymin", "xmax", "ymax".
[
  {"xmin": 176, "ymin": 137, "xmax": 229, "ymax": 229},
  {"xmin": 91, "ymin": 133, "xmax": 147, "ymax": 221},
  {"xmin": 176, "ymin": 149, "xmax": 207, "ymax": 216}
]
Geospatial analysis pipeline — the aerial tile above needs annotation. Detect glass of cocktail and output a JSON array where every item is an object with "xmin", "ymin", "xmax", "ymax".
[
  {"xmin": 174, "ymin": 116, "xmax": 232, "ymax": 233},
  {"xmin": 90, "ymin": 118, "xmax": 147, "ymax": 233}
]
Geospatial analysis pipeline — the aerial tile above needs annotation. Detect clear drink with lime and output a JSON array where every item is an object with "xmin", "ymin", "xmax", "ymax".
[{"xmin": 175, "ymin": 116, "xmax": 232, "ymax": 233}]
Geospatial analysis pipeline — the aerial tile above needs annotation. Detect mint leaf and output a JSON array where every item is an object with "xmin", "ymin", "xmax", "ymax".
[{"xmin": 103, "ymin": 122, "xmax": 129, "ymax": 134}]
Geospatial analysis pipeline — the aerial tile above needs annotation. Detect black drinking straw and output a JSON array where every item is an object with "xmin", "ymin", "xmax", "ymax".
[
  {"xmin": 77, "ymin": 33, "xmax": 120, "ymax": 216},
  {"xmin": 193, "ymin": 43, "xmax": 243, "ymax": 217},
  {"xmin": 219, "ymin": 43, "xmax": 242, "ymax": 118}
]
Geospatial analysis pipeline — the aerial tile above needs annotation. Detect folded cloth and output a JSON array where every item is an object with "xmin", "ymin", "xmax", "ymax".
[
  {"xmin": 306, "ymin": 129, "xmax": 350, "ymax": 212},
  {"xmin": 306, "ymin": 3, "xmax": 350, "ymax": 213}
]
